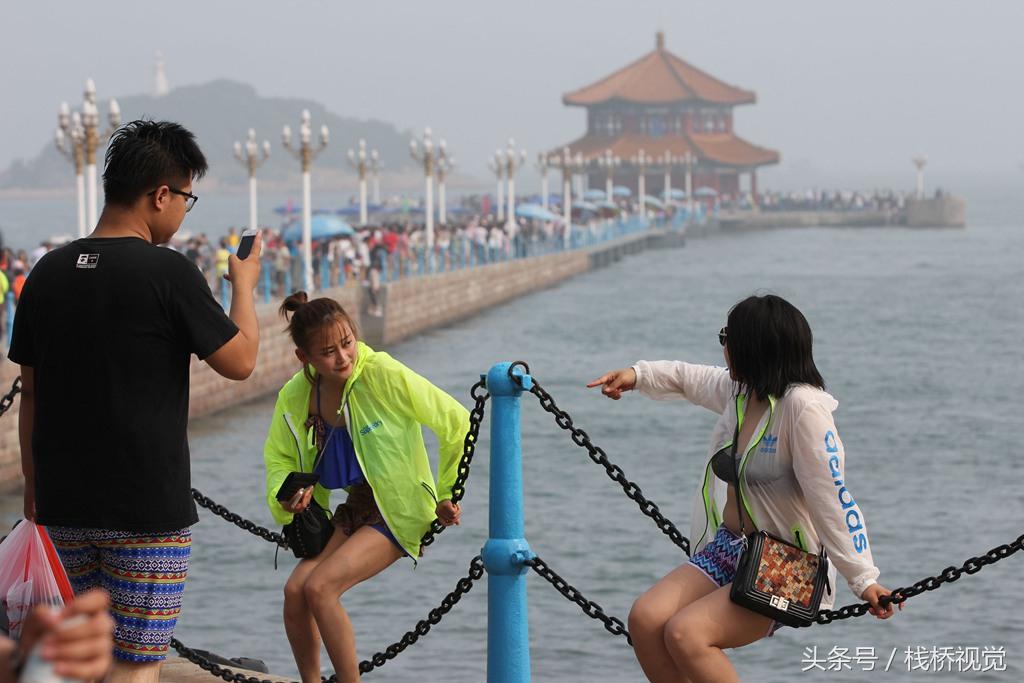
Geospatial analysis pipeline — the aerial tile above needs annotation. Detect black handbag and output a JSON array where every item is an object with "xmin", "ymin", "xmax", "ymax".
[
  {"xmin": 281, "ymin": 398, "xmax": 337, "ymax": 559},
  {"xmin": 726, "ymin": 406, "xmax": 831, "ymax": 628},
  {"xmin": 282, "ymin": 499, "xmax": 333, "ymax": 559}
]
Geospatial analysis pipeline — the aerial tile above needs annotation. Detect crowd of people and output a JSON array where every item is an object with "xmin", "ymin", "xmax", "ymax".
[{"xmin": 719, "ymin": 187, "xmax": 928, "ymax": 213}]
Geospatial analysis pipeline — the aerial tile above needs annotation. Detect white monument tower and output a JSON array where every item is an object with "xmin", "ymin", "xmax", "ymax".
[{"xmin": 154, "ymin": 51, "xmax": 169, "ymax": 97}]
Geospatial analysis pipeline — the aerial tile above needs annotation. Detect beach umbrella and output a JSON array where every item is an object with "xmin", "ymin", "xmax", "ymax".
[
  {"xmin": 694, "ymin": 186, "xmax": 719, "ymax": 198},
  {"xmin": 516, "ymin": 203, "xmax": 561, "ymax": 221},
  {"xmin": 643, "ymin": 195, "xmax": 666, "ymax": 210},
  {"xmin": 663, "ymin": 188, "xmax": 687, "ymax": 200},
  {"xmin": 282, "ymin": 215, "xmax": 354, "ymax": 243},
  {"xmin": 572, "ymin": 200, "xmax": 599, "ymax": 212},
  {"xmin": 597, "ymin": 200, "xmax": 619, "ymax": 210},
  {"xmin": 583, "ymin": 189, "xmax": 607, "ymax": 201},
  {"xmin": 612, "ymin": 185, "xmax": 632, "ymax": 198}
]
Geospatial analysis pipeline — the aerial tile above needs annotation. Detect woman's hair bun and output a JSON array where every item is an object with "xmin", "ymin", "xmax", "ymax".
[{"xmin": 279, "ymin": 290, "xmax": 309, "ymax": 319}]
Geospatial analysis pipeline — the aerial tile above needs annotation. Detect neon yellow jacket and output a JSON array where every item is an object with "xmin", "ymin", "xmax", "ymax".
[{"xmin": 263, "ymin": 342, "xmax": 470, "ymax": 559}]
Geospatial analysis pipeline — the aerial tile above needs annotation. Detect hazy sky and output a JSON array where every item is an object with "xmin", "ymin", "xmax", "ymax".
[{"xmin": 3, "ymin": 0, "xmax": 1024, "ymax": 192}]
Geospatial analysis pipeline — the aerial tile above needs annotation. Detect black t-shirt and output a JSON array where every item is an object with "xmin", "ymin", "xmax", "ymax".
[{"xmin": 8, "ymin": 237, "xmax": 239, "ymax": 532}]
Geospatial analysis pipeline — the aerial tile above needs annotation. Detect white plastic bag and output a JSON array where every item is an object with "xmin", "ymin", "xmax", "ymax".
[{"xmin": 0, "ymin": 521, "xmax": 74, "ymax": 639}]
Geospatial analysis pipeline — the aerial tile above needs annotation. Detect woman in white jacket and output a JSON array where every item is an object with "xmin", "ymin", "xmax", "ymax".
[{"xmin": 588, "ymin": 294, "xmax": 899, "ymax": 683}]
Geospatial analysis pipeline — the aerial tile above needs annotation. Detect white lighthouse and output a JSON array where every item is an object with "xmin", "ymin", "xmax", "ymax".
[{"xmin": 154, "ymin": 51, "xmax": 169, "ymax": 97}]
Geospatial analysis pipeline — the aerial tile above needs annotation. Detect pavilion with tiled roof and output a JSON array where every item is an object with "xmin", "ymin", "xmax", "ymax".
[{"xmin": 555, "ymin": 31, "xmax": 778, "ymax": 199}]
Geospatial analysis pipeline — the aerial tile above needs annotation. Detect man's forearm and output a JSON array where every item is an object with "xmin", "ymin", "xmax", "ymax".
[{"xmin": 229, "ymin": 286, "xmax": 259, "ymax": 364}]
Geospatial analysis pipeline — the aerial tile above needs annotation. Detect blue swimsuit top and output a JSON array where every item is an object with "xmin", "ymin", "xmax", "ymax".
[{"xmin": 307, "ymin": 379, "xmax": 365, "ymax": 489}]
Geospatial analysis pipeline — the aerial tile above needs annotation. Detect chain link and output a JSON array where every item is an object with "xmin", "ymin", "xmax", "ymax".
[
  {"xmin": 419, "ymin": 379, "xmax": 489, "ymax": 548},
  {"xmin": 191, "ymin": 489, "xmax": 289, "ymax": 548},
  {"xmin": 0, "ymin": 377, "xmax": 22, "ymax": 418},
  {"xmin": 171, "ymin": 555, "xmax": 485, "ymax": 680},
  {"xmin": 524, "ymin": 554, "xmax": 632, "ymax": 645},
  {"xmin": 509, "ymin": 363, "xmax": 690, "ymax": 555},
  {"xmin": 806, "ymin": 532, "xmax": 1024, "ymax": 626}
]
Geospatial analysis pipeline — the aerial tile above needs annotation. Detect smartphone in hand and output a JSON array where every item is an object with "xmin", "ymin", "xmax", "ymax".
[{"xmin": 236, "ymin": 229, "xmax": 258, "ymax": 260}]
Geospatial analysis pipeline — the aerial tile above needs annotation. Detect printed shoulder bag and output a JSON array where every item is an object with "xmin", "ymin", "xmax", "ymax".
[{"xmin": 726, "ymin": 402, "xmax": 831, "ymax": 628}]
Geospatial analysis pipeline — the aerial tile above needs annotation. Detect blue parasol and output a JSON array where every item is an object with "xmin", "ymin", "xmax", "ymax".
[
  {"xmin": 516, "ymin": 203, "xmax": 561, "ymax": 221},
  {"xmin": 282, "ymin": 215, "xmax": 355, "ymax": 243}
]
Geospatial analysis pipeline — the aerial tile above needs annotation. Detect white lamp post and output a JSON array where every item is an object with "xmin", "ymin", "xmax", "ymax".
[
  {"xmin": 435, "ymin": 140, "xmax": 455, "ymax": 225},
  {"xmin": 660, "ymin": 150, "xmax": 676, "ymax": 203},
  {"xmin": 681, "ymin": 151, "xmax": 697, "ymax": 217},
  {"xmin": 282, "ymin": 109, "xmax": 329, "ymax": 293},
  {"xmin": 347, "ymin": 139, "xmax": 374, "ymax": 226},
  {"xmin": 573, "ymin": 152, "xmax": 586, "ymax": 201},
  {"xmin": 369, "ymin": 149, "xmax": 381, "ymax": 204},
  {"xmin": 912, "ymin": 154, "xmax": 927, "ymax": 199},
  {"xmin": 503, "ymin": 139, "xmax": 527, "ymax": 230},
  {"xmin": 409, "ymin": 127, "xmax": 437, "ymax": 259},
  {"xmin": 489, "ymin": 149, "xmax": 506, "ymax": 221},
  {"xmin": 74, "ymin": 79, "xmax": 120, "ymax": 233},
  {"xmin": 55, "ymin": 105, "xmax": 87, "ymax": 237},
  {"xmin": 536, "ymin": 153, "xmax": 551, "ymax": 211},
  {"xmin": 597, "ymin": 149, "xmax": 620, "ymax": 201},
  {"xmin": 233, "ymin": 128, "xmax": 270, "ymax": 231},
  {"xmin": 548, "ymin": 147, "xmax": 576, "ymax": 248},
  {"xmin": 631, "ymin": 149, "xmax": 651, "ymax": 219}
]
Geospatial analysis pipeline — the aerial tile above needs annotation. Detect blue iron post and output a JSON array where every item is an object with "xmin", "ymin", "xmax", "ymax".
[{"xmin": 482, "ymin": 362, "xmax": 535, "ymax": 683}]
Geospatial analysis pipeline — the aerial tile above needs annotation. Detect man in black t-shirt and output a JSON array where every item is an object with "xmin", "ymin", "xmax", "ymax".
[{"xmin": 8, "ymin": 120, "xmax": 261, "ymax": 681}]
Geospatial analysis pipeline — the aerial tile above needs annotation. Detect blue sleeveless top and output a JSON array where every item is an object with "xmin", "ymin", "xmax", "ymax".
[{"xmin": 307, "ymin": 379, "xmax": 365, "ymax": 489}]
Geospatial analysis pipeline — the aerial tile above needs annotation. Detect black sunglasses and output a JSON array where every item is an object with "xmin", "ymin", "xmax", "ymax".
[
  {"xmin": 148, "ymin": 187, "xmax": 198, "ymax": 213},
  {"xmin": 719, "ymin": 327, "xmax": 728, "ymax": 347}
]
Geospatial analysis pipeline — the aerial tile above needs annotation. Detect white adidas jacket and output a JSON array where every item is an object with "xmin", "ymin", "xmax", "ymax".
[{"xmin": 632, "ymin": 360, "xmax": 881, "ymax": 607}]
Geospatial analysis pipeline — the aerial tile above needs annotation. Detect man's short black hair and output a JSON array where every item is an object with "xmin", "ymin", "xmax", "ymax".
[
  {"xmin": 102, "ymin": 120, "xmax": 208, "ymax": 207},
  {"xmin": 726, "ymin": 294, "xmax": 825, "ymax": 401}
]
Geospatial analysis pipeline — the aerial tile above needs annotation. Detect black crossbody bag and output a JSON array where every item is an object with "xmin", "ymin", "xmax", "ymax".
[
  {"xmin": 727, "ymin": 413, "xmax": 831, "ymax": 628},
  {"xmin": 281, "ymin": 404, "xmax": 337, "ymax": 559}
]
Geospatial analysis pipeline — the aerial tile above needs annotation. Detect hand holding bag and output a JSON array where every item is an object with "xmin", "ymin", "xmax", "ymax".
[
  {"xmin": 726, "ymin": 403, "xmax": 831, "ymax": 628},
  {"xmin": 282, "ymin": 500, "xmax": 333, "ymax": 559},
  {"xmin": 281, "ymin": 396, "xmax": 336, "ymax": 559}
]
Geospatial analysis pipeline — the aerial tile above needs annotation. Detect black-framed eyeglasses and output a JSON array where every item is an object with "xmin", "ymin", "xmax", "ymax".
[
  {"xmin": 718, "ymin": 327, "xmax": 728, "ymax": 347},
  {"xmin": 148, "ymin": 187, "xmax": 198, "ymax": 213}
]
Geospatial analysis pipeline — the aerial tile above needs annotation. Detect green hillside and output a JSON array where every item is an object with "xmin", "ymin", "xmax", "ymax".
[{"xmin": 0, "ymin": 79, "xmax": 411, "ymax": 189}]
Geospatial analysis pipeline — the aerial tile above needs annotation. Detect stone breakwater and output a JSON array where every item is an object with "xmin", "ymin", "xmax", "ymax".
[{"xmin": 0, "ymin": 229, "xmax": 683, "ymax": 490}]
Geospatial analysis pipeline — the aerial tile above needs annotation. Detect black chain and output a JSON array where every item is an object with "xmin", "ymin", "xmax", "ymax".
[
  {"xmin": 509, "ymin": 362, "xmax": 690, "ymax": 555},
  {"xmin": 171, "ymin": 554, "xmax": 485, "ymax": 680},
  {"xmin": 191, "ymin": 489, "xmax": 289, "ymax": 549},
  {"xmin": 171, "ymin": 638, "xmax": 294, "ymax": 683},
  {"xmin": 806, "ymin": 532, "xmax": 1024, "ymax": 626},
  {"xmin": 524, "ymin": 554, "xmax": 632, "ymax": 645},
  {"xmin": 0, "ymin": 377, "xmax": 22, "ymax": 418},
  {"xmin": 358, "ymin": 554, "xmax": 485, "ymax": 674},
  {"xmin": 419, "ymin": 379, "xmax": 489, "ymax": 548}
]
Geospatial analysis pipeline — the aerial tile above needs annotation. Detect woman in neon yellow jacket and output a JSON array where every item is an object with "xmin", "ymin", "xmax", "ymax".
[{"xmin": 263, "ymin": 292, "xmax": 469, "ymax": 683}]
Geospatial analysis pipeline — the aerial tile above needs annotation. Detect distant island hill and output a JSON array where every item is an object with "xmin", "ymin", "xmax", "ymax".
[{"xmin": 0, "ymin": 80, "xmax": 416, "ymax": 191}]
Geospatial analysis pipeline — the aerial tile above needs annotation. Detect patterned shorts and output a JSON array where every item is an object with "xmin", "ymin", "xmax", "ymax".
[
  {"xmin": 689, "ymin": 525, "xmax": 782, "ymax": 637},
  {"xmin": 332, "ymin": 484, "xmax": 412, "ymax": 557},
  {"xmin": 46, "ymin": 526, "xmax": 191, "ymax": 662}
]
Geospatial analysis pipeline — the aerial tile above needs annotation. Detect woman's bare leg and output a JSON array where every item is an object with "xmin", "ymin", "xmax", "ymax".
[
  {"xmin": 662, "ymin": 583, "xmax": 774, "ymax": 683},
  {"xmin": 303, "ymin": 527, "xmax": 403, "ymax": 683},
  {"xmin": 283, "ymin": 528, "xmax": 348, "ymax": 683},
  {"xmin": 629, "ymin": 564, "xmax": 719, "ymax": 683}
]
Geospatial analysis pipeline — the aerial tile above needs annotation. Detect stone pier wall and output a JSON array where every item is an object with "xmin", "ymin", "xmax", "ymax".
[{"xmin": 0, "ymin": 229, "xmax": 677, "ymax": 490}]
